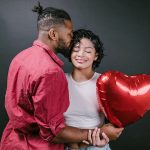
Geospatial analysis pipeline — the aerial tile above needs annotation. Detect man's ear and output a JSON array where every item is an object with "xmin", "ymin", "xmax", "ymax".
[{"xmin": 48, "ymin": 28, "xmax": 58, "ymax": 41}]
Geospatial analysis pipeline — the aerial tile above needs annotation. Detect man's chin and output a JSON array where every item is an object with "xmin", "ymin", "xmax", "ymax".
[{"xmin": 55, "ymin": 48, "xmax": 70, "ymax": 58}]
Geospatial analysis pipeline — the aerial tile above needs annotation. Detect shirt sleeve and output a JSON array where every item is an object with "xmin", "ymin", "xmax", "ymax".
[{"xmin": 32, "ymin": 71, "xmax": 69, "ymax": 142}]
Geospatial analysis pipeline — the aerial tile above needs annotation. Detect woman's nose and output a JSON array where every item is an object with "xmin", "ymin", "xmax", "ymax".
[{"xmin": 77, "ymin": 49, "xmax": 84, "ymax": 56}]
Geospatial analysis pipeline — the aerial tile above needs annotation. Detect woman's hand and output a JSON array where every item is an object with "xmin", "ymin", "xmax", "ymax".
[{"xmin": 83, "ymin": 127, "xmax": 109, "ymax": 147}]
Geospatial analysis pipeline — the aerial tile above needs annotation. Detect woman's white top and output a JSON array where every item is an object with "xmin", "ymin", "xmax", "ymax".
[{"xmin": 64, "ymin": 72, "xmax": 105, "ymax": 129}]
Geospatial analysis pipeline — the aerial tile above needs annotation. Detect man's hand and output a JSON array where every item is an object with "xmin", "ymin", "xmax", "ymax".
[{"xmin": 101, "ymin": 123, "xmax": 124, "ymax": 141}]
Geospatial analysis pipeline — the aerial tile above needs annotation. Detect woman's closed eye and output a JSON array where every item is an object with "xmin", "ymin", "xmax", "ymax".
[
  {"xmin": 73, "ymin": 46, "xmax": 80, "ymax": 52},
  {"xmin": 84, "ymin": 48, "xmax": 92, "ymax": 53}
]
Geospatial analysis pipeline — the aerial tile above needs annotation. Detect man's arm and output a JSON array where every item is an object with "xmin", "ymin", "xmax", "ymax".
[
  {"xmin": 101, "ymin": 123, "xmax": 124, "ymax": 140},
  {"xmin": 32, "ymin": 72, "xmax": 88, "ymax": 143},
  {"xmin": 54, "ymin": 126, "xmax": 110, "ymax": 148},
  {"xmin": 53, "ymin": 126, "xmax": 88, "ymax": 143},
  {"xmin": 32, "ymin": 72, "xmax": 111, "ymax": 145}
]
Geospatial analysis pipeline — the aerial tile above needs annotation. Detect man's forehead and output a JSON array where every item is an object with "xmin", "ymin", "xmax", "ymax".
[{"xmin": 64, "ymin": 20, "xmax": 73, "ymax": 29}]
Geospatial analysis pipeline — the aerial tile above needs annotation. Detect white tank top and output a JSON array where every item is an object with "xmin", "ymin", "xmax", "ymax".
[{"xmin": 64, "ymin": 72, "xmax": 105, "ymax": 129}]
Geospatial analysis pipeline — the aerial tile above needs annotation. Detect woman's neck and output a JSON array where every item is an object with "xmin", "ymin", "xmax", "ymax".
[{"xmin": 72, "ymin": 68, "xmax": 95, "ymax": 82}]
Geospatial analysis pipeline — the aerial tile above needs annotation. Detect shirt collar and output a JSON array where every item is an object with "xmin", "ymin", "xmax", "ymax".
[{"xmin": 33, "ymin": 40, "xmax": 64, "ymax": 67}]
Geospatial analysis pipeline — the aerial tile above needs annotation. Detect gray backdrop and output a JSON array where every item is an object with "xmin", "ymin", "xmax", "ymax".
[{"xmin": 0, "ymin": 0, "xmax": 150, "ymax": 149}]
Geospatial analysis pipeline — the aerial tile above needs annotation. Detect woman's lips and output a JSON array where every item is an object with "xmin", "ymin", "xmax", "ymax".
[{"xmin": 75, "ymin": 59, "xmax": 85, "ymax": 63}]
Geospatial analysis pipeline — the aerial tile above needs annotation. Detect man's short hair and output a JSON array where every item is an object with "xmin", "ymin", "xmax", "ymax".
[{"xmin": 32, "ymin": 2, "xmax": 71, "ymax": 31}]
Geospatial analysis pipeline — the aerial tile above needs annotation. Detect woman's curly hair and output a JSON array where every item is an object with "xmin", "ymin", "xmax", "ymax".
[{"xmin": 69, "ymin": 29, "xmax": 104, "ymax": 70}]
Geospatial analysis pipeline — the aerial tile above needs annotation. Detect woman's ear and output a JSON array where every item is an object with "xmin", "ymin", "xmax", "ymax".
[
  {"xmin": 48, "ymin": 28, "xmax": 58, "ymax": 41},
  {"xmin": 94, "ymin": 53, "xmax": 98, "ymax": 61}
]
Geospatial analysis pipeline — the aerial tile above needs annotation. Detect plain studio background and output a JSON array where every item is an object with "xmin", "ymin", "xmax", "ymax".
[{"xmin": 0, "ymin": 0, "xmax": 150, "ymax": 149}]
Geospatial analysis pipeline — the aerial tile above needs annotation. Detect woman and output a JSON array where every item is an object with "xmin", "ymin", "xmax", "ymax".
[{"xmin": 64, "ymin": 29, "xmax": 123, "ymax": 150}]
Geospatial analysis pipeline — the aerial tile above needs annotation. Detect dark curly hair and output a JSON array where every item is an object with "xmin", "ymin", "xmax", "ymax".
[
  {"xmin": 32, "ymin": 2, "xmax": 71, "ymax": 31},
  {"xmin": 69, "ymin": 29, "xmax": 104, "ymax": 70}
]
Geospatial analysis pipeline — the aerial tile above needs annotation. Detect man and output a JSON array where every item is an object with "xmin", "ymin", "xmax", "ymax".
[{"xmin": 0, "ymin": 3, "xmax": 123, "ymax": 150}]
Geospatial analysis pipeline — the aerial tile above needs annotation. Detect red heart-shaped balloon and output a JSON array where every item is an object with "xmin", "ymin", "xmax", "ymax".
[{"xmin": 97, "ymin": 71, "xmax": 150, "ymax": 127}]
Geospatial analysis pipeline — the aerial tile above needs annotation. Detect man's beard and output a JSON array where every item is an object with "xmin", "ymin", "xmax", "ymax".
[{"xmin": 55, "ymin": 39, "xmax": 70, "ymax": 58}]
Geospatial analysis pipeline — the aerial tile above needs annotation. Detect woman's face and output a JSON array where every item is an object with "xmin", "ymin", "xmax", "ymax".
[{"xmin": 71, "ymin": 38, "xmax": 97, "ymax": 70}]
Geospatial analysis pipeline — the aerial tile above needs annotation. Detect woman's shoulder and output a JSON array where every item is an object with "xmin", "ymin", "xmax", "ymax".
[
  {"xmin": 65, "ymin": 72, "xmax": 71, "ymax": 75},
  {"xmin": 65, "ymin": 73, "xmax": 71, "ymax": 79},
  {"xmin": 95, "ymin": 72, "xmax": 101, "ymax": 78}
]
